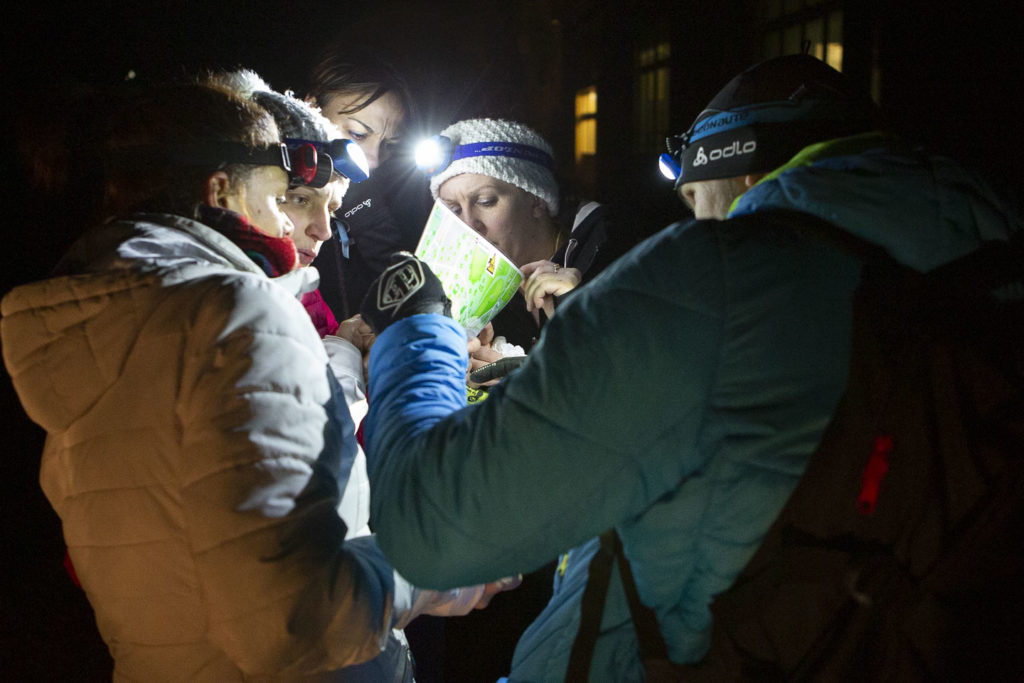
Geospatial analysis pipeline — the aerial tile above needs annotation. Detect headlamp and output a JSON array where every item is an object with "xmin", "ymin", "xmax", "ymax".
[
  {"xmin": 284, "ymin": 138, "xmax": 370, "ymax": 187},
  {"xmin": 656, "ymin": 92, "xmax": 855, "ymax": 186},
  {"xmin": 414, "ymin": 134, "xmax": 555, "ymax": 177},
  {"xmin": 284, "ymin": 140, "xmax": 331, "ymax": 187},
  {"xmin": 414, "ymin": 135, "xmax": 453, "ymax": 176},
  {"xmin": 322, "ymin": 139, "xmax": 370, "ymax": 183}
]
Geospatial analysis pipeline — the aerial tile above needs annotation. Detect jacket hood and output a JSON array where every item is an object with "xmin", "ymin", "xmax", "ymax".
[
  {"xmin": 730, "ymin": 134, "xmax": 1022, "ymax": 271},
  {"xmin": 2, "ymin": 214, "xmax": 319, "ymax": 433}
]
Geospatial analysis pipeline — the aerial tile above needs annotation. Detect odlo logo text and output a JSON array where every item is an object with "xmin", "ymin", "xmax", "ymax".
[{"xmin": 692, "ymin": 140, "xmax": 757, "ymax": 167}]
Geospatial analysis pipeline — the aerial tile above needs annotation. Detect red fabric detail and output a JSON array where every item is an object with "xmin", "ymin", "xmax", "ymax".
[
  {"xmin": 857, "ymin": 435, "xmax": 893, "ymax": 515},
  {"xmin": 356, "ymin": 414, "xmax": 366, "ymax": 449},
  {"xmin": 199, "ymin": 206, "xmax": 298, "ymax": 276},
  {"xmin": 301, "ymin": 288, "xmax": 339, "ymax": 338},
  {"xmin": 63, "ymin": 548, "xmax": 82, "ymax": 588}
]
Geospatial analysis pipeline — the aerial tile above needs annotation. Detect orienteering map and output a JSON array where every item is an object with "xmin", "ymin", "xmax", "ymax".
[{"xmin": 415, "ymin": 200, "xmax": 523, "ymax": 336}]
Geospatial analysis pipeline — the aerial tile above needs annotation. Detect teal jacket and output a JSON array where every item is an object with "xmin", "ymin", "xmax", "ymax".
[{"xmin": 364, "ymin": 136, "xmax": 1020, "ymax": 681}]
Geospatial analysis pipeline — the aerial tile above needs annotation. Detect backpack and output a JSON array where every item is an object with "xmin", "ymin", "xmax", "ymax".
[{"xmin": 686, "ymin": 229, "xmax": 1024, "ymax": 681}]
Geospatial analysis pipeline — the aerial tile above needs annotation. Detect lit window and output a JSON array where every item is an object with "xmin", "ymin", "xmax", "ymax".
[
  {"xmin": 759, "ymin": 0, "xmax": 843, "ymax": 72},
  {"xmin": 575, "ymin": 86, "xmax": 598, "ymax": 163}
]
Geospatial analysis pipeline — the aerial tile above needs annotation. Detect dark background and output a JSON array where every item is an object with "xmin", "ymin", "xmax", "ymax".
[{"xmin": 3, "ymin": 1, "xmax": 1022, "ymax": 680}]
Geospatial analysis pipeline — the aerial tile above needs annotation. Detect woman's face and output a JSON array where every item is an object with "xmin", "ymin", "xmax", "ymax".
[
  {"xmin": 438, "ymin": 174, "xmax": 550, "ymax": 267},
  {"xmin": 321, "ymin": 90, "xmax": 404, "ymax": 171},
  {"xmin": 223, "ymin": 165, "xmax": 294, "ymax": 238},
  {"xmin": 280, "ymin": 179, "xmax": 346, "ymax": 267}
]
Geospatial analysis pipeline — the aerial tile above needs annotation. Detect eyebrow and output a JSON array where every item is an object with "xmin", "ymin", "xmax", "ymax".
[{"xmin": 343, "ymin": 114, "xmax": 374, "ymax": 135}]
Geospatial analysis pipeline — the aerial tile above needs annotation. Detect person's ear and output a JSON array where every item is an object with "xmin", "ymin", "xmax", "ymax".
[
  {"xmin": 531, "ymin": 194, "xmax": 548, "ymax": 219},
  {"xmin": 743, "ymin": 173, "xmax": 766, "ymax": 188},
  {"xmin": 204, "ymin": 171, "xmax": 232, "ymax": 208}
]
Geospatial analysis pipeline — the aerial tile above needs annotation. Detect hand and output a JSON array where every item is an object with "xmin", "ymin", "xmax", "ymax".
[
  {"xmin": 467, "ymin": 323, "xmax": 504, "ymax": 387},
  {"xmin": 473, "ymin": 575, "xmax": 523, "ymax": 610},
  {"xmin": 334, "ymin": 314, "xmax": 376, "ymax": 383},
  {"xmin": 333, "ymin": 314, "xmax": 376, "ymax": 354},
  {"xmin": 466, "ymin": 322, "xmax": 494, "ymax": 356},
  {"xmin": 359, "ymin": 252, "xmax": 451, "ymax": 334},
  {"xmin": 520, "ymin": 260, "xmax": 582, "ymax": 317}
]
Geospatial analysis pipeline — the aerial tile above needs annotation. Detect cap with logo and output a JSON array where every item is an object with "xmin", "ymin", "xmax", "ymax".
[{"xmin": 663, "ymin": 54, "xmax": 879, "ymax": 188}]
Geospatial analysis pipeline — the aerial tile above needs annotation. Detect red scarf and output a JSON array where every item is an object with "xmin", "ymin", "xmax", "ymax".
[{"xmin": 199, "ymin": 206, "xmax": 298, "ymax": 276}]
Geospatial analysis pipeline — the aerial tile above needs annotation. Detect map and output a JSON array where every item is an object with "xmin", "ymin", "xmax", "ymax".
[{"xmin": 415, "ymin": 200, "xmax": 523, "ymax": 336}]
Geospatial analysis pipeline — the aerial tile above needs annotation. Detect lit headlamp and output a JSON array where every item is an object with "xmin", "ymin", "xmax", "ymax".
[
  {"xmin": 657, "ymin": 93, "xmax": 856, "ymax": 187},
  {"xmin": 323, "ymin": 139, "xmax": 370, "ymax": 183},
  {"xmin": 284, "ymin": 138, "xmax": 370, "ymax": 187},
  {"xmin": 414, "ymin": 135, "xmax": 554, "ymax": 177},
  {"xmin": 658, "ymin": 133, "xmax": 689, "ymax": 182}
]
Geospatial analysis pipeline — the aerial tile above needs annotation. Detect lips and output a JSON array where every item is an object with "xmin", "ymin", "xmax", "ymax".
[{"xmin": 297, "ymin": 249, "xmax": 317, "ymax": 266}]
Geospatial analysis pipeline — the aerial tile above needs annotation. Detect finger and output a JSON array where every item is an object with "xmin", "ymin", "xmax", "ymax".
[
  {"xmin": 518, "ymin": 260, "xmax": 548, "ymax": 278},
  {"xmin": 523, "ymin": 275, "xmax": 555, "ymax": 311},
  {"xmin": 471, "ymin": 347, "xmax": 503, "ymax": 364},
  {"xmin": 476, "ymin": 322, "xmax": 495, "ymax": 346}
]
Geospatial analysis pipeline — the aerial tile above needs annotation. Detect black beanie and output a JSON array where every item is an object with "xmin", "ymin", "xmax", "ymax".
[{"xmin": 673, "ymin": 55, "xmax": 879, "ymax": 186}]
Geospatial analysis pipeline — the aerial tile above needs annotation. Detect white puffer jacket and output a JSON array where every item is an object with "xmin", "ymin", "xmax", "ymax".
[{"xmin": 1, "ymin": 213, "xmax": 479, "ymax": 681}]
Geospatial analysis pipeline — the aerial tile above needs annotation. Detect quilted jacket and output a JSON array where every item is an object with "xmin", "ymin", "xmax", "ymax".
[
  {"xmin": 362, "ymin": 136, "xmax": 1021, "ymax": 681},
  {"xmin": 3, "ymin": 213, "xmax": 412, "ymax": 681}
]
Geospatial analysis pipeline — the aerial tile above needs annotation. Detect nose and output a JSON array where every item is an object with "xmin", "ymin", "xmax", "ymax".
[
  {"xmin": 362, "ymin": 140, "xmax": 380, "ymax": 171},
  {"xmin": 459, "ymin": 206, "xmax": 485, "ymax": 236},
  {"xmin": 307, "ymin": 206, "xmax": 332, "ymax": 243}
]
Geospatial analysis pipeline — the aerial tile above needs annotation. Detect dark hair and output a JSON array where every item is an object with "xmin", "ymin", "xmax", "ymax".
[
  {"xmin": 306, "ymin": 44, "xmax": 415, "ymax": 131},
  {"xmin": 102, "ymin": 80, "xmax": 279, "ymax": 218}
]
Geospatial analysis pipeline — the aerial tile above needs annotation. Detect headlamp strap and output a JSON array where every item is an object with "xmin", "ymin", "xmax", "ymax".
[
  {"xmin": 174, "ymin": 141, "xmax": 292, "ymax": 171},
  {"xmin": 452, "ymin": 141, "xmax": 554, "ymax": 170}
]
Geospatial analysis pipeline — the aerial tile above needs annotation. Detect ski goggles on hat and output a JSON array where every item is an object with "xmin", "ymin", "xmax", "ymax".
[{"xmin": 414, "ymin": 135, "xmax": 554, "ymax": 176}]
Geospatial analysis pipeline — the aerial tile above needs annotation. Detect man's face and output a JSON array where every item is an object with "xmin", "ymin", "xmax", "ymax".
[
  {"xmin": 281, "ymin": 179, "xmax": 346, "ymax": 267},
  {"xmin": 678, "ymin": 176, "xmax": 749, "ymax": 220}
]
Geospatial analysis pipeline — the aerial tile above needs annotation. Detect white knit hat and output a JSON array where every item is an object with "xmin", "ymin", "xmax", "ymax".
[{"xmin": 429, "ymin": 118, "xmax": 560, "ymax": 216}]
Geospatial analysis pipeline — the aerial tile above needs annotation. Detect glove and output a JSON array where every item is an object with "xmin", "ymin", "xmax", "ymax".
[{"xmin": 360, "ymin": 252, "xmax": 452, "ymax": 334}]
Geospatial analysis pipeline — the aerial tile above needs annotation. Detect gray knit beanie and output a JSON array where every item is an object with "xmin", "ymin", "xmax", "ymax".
[
  {"xmin": 212, "ymin": 70, "xmax": 342, "ymax": 144},
  {"xmin": 429, "ymin": 118, "xmax": 559, "ymax": 216}
]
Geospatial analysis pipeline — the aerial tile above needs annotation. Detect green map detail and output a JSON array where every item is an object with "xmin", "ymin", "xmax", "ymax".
[{"xmin": 414, "ymin": 200, "xmax": 523, "ymax": 336}]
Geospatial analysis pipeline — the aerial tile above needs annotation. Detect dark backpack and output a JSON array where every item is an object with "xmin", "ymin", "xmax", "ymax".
[{"xmin": 687, "ymin": 230, "xmax": 1024, "ymax": 681}]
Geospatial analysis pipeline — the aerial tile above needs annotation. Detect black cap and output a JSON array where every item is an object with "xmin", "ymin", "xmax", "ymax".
[{"xmin": 673, "ymin": 55, "xmax": 879, "ymax": 186}]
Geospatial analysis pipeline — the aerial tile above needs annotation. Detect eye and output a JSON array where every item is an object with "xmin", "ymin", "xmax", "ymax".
[
  {"xmin": 475, "ymin": 195, "xmax": 497, "ymax": 207},
  {"xmin": 443, "ymin": 202, "xmax": 461, "ymax": 216},
  {"xmin": 275, "ymin": 196, "xmax": 288, "ymax": 206},
  {"xmin": 347, "ymin": 129, "xmax": 368, "ymax": 142},
  {"xmin": 287, "ymin": 194, "xmax": 309, "ymax": 206}
]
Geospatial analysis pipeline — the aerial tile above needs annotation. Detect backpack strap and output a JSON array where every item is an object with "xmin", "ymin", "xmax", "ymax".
[
  {"xmin": 567, "ymin": 529, "xmax": 678, "ymax": 681},
  {"xmin": 610, "ymin": 530, "xmax": 670, "ymax": 664},
  {"xmin": 565, "ymin": 530, "xmax": 616, "ymax": 680}
]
